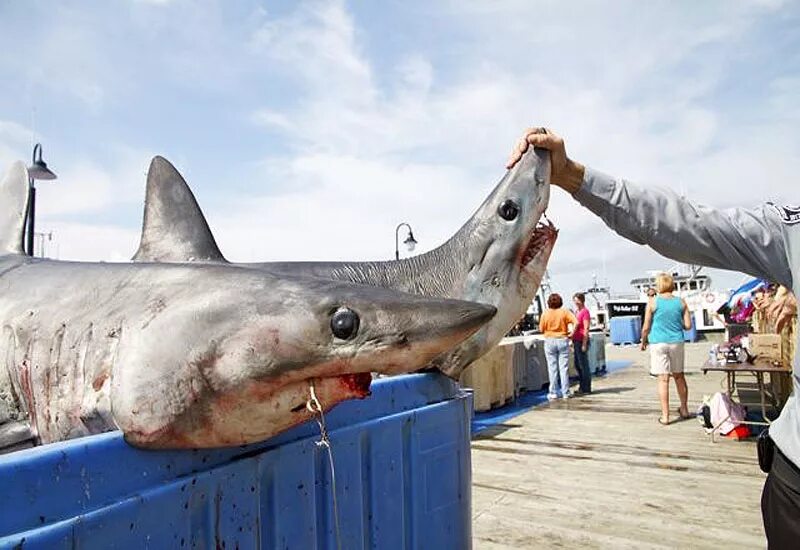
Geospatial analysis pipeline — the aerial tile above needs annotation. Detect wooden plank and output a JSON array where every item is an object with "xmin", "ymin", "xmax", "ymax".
[{"xmin": 472, "ymin": 343, "xmax": 766, "ymax": 549}]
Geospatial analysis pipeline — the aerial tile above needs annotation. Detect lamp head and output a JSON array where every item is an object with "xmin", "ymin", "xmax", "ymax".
[
  {"xmin": 403, "ymin": 230, "xmax": 417, "ymax": 252},
  {"xmin": 28, "ymin": 143, "xmax": 57, "ymax": 181}
]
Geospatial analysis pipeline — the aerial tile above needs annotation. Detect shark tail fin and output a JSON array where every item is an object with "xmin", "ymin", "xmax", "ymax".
[
  {"xmin": 0, "ymin": 161, "xmax": 30, "ymax": 256},
  {"xmin": 133, "ymin": 156, "xmax": 227, "ymax": 263}
]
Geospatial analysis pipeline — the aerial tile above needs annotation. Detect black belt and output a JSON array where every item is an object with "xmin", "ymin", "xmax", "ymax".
[{"xmin": 772, "ymin": 447, "xmax": 800, "ymax": 490}]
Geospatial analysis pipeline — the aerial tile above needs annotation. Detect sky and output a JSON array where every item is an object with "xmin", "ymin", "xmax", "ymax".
[{"xmin": 0, "ymin": 0, "xmax": 797, "ymax": 297}]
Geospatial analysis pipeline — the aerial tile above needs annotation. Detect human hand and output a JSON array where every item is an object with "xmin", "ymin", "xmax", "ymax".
[
  {"xmin": 582, "ymin": 343, "xmax": 588, "ymax": 353},
  {"xmin": 767, "ymin": 287, "xmax": 797, "ymax": 333},
  {"xmin": 506, "ymin": 127, "xmax": 585, "ymax": 193},
  {"xmin": 640, "ymin": 339, "xmax": 648, "ymax": 351}
]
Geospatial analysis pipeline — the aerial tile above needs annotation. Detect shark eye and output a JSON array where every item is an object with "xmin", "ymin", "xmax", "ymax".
[
  {"xmin": 331, "ymin": 307, "xmax": 360, "ymax": 340},
  {"xmin": 498, "ymin": 199, "xmax": 519, "ymax": 221}
]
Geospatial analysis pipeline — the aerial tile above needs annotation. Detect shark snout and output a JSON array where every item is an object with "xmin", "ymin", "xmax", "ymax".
[
  {"xmin": 375, "ymin": 299, "xmax": 496, "ymax": 375},
  {"xmin": 408, "ymin": 299, "xmax": 495, "ymax": 339},
  {"xmin": 454, "ymin": 302, "xmax": 497, "ymax": 332}
]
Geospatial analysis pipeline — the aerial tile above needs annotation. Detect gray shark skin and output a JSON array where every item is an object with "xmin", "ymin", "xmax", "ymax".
[
  {"xmin": 0, "ymin": 162, "xmax": 495, "ymax": 450},
  {"xmin": 136, "ymin": 148, "xmax": 557, "ymax": 378}
]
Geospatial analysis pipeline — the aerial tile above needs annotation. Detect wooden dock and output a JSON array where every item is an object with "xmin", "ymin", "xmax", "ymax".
[{"xmin": 472, "ymin": 343, "xmax": 767, "ymax": 549}]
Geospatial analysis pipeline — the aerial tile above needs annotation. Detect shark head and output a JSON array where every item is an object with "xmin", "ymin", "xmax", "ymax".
[
  {"xmin": 113, "ymin": 269, "xmax": 494, "ymax": 448},
  {"xmin": 430, "ymin": 147, "xmax": 558, "ymax": 376}
]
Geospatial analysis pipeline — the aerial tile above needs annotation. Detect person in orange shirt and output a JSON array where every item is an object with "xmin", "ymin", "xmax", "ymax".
[{"xmin": 539, "ymin": 293, "xmax": 577, "ymax": 400}]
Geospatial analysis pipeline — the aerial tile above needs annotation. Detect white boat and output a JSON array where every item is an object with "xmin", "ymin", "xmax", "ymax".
[
  {"xmin": 516, "ymin": 266, "xmax": 730, "ymax": 336},
  {"xmin": 605, "ymin": 265, "xmax": 729, "ymax": 332}
]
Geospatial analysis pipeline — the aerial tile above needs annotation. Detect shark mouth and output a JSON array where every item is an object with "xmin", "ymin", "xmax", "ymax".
[
  {"xmin": 331, "ymin": 372, "xmax": 373, "ymax": 397},
  {"xmin": 520, "ymin": 219, "xmax": 558, "ymax": 266},
  {"xmin": 289, "ymin": 372, "xmax": 373, "ymax": 414}
]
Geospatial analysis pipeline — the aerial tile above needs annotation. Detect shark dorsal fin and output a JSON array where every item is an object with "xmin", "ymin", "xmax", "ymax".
[
  {"xmin": 0, "ymin": 161, "xmax": 30, "ymax": 256},
  {"xmin": 133, "ymin": 156, "xmax": 226, "ymax": 263}
]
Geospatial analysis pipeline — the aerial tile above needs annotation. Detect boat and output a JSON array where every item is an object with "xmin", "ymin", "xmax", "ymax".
[{"xmin": 601, "ymin": 264, "xmax": 729, "ymax": 333}]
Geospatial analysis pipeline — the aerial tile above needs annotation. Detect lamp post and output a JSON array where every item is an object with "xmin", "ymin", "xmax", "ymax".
[
  {"xmin": 394, "ymin": 222, "xmax": 418, "ymax": 260},
  {"xmin": 26, "ymin": 143, "xmax": 57, "ymax": 256}
]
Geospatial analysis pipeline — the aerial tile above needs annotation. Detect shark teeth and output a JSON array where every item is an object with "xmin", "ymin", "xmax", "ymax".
[{"xmin": 521, "ymin": 219, "xmax": 558, "ymax": 266}]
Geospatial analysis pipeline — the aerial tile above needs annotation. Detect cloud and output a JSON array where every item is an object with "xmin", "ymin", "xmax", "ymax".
[
  {"xmin": 36, "ymin": 222, "xmax": 139, "ymax": 262},
  {"xmin": 210, "ymin": 153, "xmax": 483, "ymax": 262},
  {"xmin": 0, "ymin": 120, "xmax": 33, "ymax": 168},
  {"xmin": 0, "ymin": 119, "xmax": 152, "ymax": 260},
  {"xmin": 0, "ymin": 0, "xmax": 796, "ymax": 299},
  {"xmin": 249, "ymin": 1, "xmax": 372, "ymax": 99},
  {"xmin": 33, "ymin": 151, "xmax": 150, "ymax": 221},
  {"xmin": 239, "ymin": 0, "xmax": 797, "ymax": 297}
]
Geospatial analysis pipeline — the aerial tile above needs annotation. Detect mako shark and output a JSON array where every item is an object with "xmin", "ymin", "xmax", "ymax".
[
  {"xmin": 0, "ymin": 162, "xmax": 495, "ymax": 450},
  {"xmin": 134, "ymin": 147, "xmax": 557, "ymax": 378}
]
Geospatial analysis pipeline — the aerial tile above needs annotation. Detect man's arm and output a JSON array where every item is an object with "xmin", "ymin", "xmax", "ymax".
[
  {"xmin": 508, "ymin": 128, "xmax": 793, "ymax": 288},
  {"xmin": 575, "ymin": 169, "xmax": 792, "ymax": 287}
]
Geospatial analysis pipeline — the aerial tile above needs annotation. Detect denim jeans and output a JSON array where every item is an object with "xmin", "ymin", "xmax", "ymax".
[
  {"xmin": 573, "ymin": 340, "xmax": 592, "ymax": 393},
  {"xmin": 544, "ymin": 337, "xmax": 570, "ymax": 397}
]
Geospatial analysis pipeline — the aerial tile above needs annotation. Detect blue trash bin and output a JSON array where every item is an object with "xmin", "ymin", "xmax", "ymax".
[
  {"xmin": 0, "ymin": 373, "xmax": 472, "ymax": 550},
  {"xmin": 609, "ymin": 315, "xmax": 642, "ymax": 345}
]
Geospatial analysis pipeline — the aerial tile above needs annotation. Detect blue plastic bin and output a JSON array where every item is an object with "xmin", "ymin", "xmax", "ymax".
[
  {"xmin": 0, "ymin": 373, "xmax": 472, "ymax": 550},
  {"xmin": 609, "ymin": 315, "xmax": 642, "ymax": 345},
  {"xmin": 683, "ymin": 317, "xmax": 698, "ymax": 342}
]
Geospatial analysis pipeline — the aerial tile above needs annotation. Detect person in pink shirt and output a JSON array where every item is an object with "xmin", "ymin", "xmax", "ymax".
[{"xmin": 572, "ymin": 292, "xmax": 592, "ymax": 394}]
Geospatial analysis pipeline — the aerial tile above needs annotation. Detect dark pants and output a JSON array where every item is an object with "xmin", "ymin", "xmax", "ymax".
[
  {"xmin": 762, "ymin": 448, "xmax": 800, "ymax": 548},
  {"xmin": 573, "ymin": 341, "xmax": 591, "ymax": 393}
]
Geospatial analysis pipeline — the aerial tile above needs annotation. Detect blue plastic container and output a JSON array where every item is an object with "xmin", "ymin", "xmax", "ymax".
[
  {"xmin": 0, "ymin": 373, "xmax": 472, "ymax": 550},
  {"xmin": 609, "ymin": 315, "xmax": 642, "ymax": 345},
  {"xmin": 588, "ymin": 333, "xmax": 607, "ymax": 373},
  {"xmin": 683, "ymin": 317, "xmax": 698, "ymax": 342}
]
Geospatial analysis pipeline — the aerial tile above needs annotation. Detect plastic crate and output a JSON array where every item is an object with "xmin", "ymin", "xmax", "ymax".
[
  {"xmin": 504, "ymin": 336, "xmax": 547, "ymax": 394},
  {"xmin": 524, "ymin": 338, "xmax": 549, "ymax": 391},
  {"xmin": 609, "ymin": 315, "xmax": 642, "ymax": 345},
  {"xmin": 511, "ymin": 340, "xmax": 529, "ymax": 396},
  {"xmin": 459, "ymin": 345, "xmax": 515, "ymax": 412},
  {"xmin": 0, "ymin": 374, "xmax": 472, "ymax": 550}
]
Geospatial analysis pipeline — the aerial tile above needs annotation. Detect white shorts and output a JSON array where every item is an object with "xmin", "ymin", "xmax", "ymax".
[{"xmin": 649, "ymin": 342, "xmax": 685, "ymax": 375}]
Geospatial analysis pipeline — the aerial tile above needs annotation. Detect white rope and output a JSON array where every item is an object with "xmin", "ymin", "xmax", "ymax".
[{"xmin": 306, "ymin": 380, "xmax": 342, "ymax": 550}]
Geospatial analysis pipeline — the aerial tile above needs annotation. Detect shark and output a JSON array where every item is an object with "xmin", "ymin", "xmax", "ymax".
[
  {"xmin": 0, "ymin": 161, "xmax": 495, "ymax": 450},
  {"xmin": 134, "ymin": 146, "xmax": 557, "ymax": 379}
]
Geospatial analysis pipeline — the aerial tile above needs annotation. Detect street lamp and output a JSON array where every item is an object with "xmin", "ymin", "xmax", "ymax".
[
  {"xmin": 25, "ymin": 143, "xmax": 57, "ymax": 256},
  {"xmin": 394, "ymin": 222, "xmax": 418, "ymax": 260}
]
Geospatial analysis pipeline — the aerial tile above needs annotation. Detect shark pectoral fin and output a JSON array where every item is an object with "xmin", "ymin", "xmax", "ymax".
[
  {"xmin": 0, "ymin": 161, "xmax": 29, "ymax": 256},
  {"xmin": 132, "ymin": 156, "xmax": 227, "ymax": 263}
]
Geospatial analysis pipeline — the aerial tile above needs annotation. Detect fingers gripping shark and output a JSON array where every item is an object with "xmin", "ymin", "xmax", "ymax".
[
  {"xmin": 135, "ymin": 148, "xmax": 557, "ymax": 378},
  {"xmin": 0, "ymin": 162, "xmax": 495, "ymax": 450}
]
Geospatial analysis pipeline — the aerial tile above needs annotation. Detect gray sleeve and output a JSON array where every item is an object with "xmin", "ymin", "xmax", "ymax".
[{"xmin": 575, "ymin": 168, "xmax": 793, "ymax": 288}]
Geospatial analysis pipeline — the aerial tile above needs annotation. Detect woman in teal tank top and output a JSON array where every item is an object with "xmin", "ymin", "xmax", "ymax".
[{"xmin": 641, "ymin": 273, "xmax": 692, "ymax": 425}]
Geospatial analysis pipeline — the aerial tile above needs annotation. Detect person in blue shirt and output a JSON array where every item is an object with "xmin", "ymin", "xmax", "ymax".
[{"xmin": 641, "ymin": 272, "xmax": 692, "ymax": 425}]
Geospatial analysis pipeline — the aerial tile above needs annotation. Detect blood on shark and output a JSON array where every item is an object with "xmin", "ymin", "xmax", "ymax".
[
  {"xmin": 0, "ymin": 161, "xmax": 495, "ymax": 450},
  {"xmin": 137, "ymin": 147, "xmax": 557, "ymax": 378}
]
